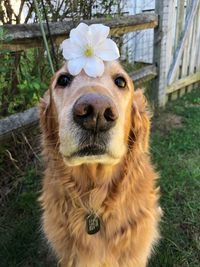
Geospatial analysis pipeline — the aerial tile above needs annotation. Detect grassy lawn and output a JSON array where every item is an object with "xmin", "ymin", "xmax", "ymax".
[{"xmin": 0, "ymin": 89, "xmax": 200, "ymax": 267}]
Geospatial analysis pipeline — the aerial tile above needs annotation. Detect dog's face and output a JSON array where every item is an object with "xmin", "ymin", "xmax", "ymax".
[{"xmin": 47, "ymin": 61, "xmax": 134, "ymax": 166}]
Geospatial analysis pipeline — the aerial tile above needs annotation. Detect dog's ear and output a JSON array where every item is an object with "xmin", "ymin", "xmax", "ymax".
[
  {"xmin": 39, "ymin": 87, "xmax": 59, "ymax": 147},
  {"xmin": 130, "ymin": 89, "xmax": 151, "ymax": 153},
  {"xmin": 39, "ymin": 89, "xmax": 51, "ymax": 132}
]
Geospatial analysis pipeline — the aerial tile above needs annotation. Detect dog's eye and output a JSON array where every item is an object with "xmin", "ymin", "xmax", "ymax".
[
  {"xmin": 57, "ymin": 74, "xmax": 73, "ymax": 87},
  {"xmin": 114, "ymin": 76, "xmax": 126, "ymax": 88}
]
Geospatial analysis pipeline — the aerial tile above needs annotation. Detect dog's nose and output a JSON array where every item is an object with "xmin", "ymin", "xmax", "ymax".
[{"xmin": 73, "ymin": 93, "xmax": 118, "ymax": 131}]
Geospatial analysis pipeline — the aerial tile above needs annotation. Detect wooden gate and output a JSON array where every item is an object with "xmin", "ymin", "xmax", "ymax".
[{"xmin": 154, "ymin": 0, "xmax": 200, "ymax": 106}]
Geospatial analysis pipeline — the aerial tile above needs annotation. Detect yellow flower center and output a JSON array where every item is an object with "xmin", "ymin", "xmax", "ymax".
[{"xmin": 84, "ymin": 44, "xmax": 93, "ymax": 57}]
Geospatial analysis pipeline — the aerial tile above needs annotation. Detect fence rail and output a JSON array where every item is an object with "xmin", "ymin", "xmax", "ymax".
[{"xmin": 1, "ymin": 13, "xmax": 158, "ymax": 51}]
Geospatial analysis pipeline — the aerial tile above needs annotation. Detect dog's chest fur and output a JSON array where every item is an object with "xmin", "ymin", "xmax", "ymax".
[{"xmin": 40, "ymin": 159, "xmax": 160, "ymax": 267}]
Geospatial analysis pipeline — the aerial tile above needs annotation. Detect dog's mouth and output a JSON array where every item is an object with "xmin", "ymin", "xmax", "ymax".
[
  {"xmin": 71, "ymin": 144, "xmax": 106, "ymax": 157},
  {"xmin": 62, "ymin": 133, "xmax": 121, "ymax": 166},
  {"xmin": 62, "ymin": 141, "xmax": 122, "ymax": 167}
]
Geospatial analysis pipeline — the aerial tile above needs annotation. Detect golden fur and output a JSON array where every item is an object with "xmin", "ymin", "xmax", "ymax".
[{"xmin": 39, "ymin": 61, "xmax": 161, "ymax": 267}]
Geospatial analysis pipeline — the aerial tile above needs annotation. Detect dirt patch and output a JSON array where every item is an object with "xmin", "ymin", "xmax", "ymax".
[
  {"xmin": 0, "ymin": 128, "xmax": 41, "ymax": 203},
  {"xmin": 152, "ymin": 113, "xmax": 183, "ymax": 134}
]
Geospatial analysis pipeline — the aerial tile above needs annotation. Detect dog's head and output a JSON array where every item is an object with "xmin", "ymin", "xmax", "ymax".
[{"xmin": 40, "ymin": 61, "xmax": 150, "ymax": 166}]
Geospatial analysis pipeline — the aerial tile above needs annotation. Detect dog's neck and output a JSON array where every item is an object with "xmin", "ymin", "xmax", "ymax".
[
  {"xmin": 46, "ymin": 149, "xmax": 126, "ymax": 188},
  {"xmin": 44, "ymin": 148, "xmax": 129, "ymax": 207},
  {"xmin": 71, "ymin": 162, "xmax": 123, "ymax": 187}
]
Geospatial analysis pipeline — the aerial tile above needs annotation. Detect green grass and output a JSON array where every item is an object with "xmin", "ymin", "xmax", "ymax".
[
  {"xmin": 0, "ymin": 89, "xmax": 200, "ymax": 267},
  {"xmin": 149, "ymin": 89, "xmax": 200, "ymax": 267}
]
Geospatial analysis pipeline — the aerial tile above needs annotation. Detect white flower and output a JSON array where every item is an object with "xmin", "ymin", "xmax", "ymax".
[{"xmin": 61, "ymin": 23, "xmax": 120, "ymax": 78}]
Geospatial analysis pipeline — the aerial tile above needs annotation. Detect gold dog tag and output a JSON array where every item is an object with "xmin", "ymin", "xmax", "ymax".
[{"xmin": 86, "ymin": 213, "xmax": 100, "ymax": 235}]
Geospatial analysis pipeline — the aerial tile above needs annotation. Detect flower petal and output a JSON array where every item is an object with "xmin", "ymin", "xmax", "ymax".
[
  {"xmin": 61, "ymin": 39, "xmax": 83, "ymax": 60},
  {"xmin": 89, "ymin": 24, "xmax": 110, "ymax": 46},
  {"xmin": 84, "ymin": 57, "xmax": 104, "ymax": 77},
  {"xmin": 68, "ymin": 57, "xmax": 86, "ymax": 76},
  {"xmin": 95, "ymin": 39, "xmax": 120, "ymax": 61},
  {"xmin": 70, "ymin": 22, "xmax": 89, "ymax": 47}
]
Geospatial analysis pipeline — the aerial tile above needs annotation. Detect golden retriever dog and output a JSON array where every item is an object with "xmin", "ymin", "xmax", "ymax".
[{"xmin": 39, "ymin": 60, "xmax": 161, "ymax": 267}]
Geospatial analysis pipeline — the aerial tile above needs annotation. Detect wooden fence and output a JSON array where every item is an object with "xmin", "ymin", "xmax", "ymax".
[
  {"xmin": 1, "ymin": 14, "xmax": 158, "ymax": 51},
  {"xmin": 0, "ymin": 1, "xmax": 200, "ymax": 140},
  {"xmin": 154, "ymin": 0, "xmax": 200, "ymax": 106},
  {"xmin": 0, "ymin": 13, "xmax": 158, "ymax": 141}
]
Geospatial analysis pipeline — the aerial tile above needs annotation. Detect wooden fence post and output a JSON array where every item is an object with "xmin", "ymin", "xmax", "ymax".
[{"xmin": 153, "ymin": 0, "xmax": 173, "ymax": 107}]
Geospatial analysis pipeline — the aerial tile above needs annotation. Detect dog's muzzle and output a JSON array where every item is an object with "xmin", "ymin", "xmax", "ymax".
[{"xmin": 71, "ymin": 92, "xmax": 118, "ymax": 157}]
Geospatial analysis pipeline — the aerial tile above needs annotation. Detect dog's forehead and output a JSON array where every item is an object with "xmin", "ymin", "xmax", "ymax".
[{"xmin": 56, "ymin": 61, "xmax": 128, "ymax": 82}]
